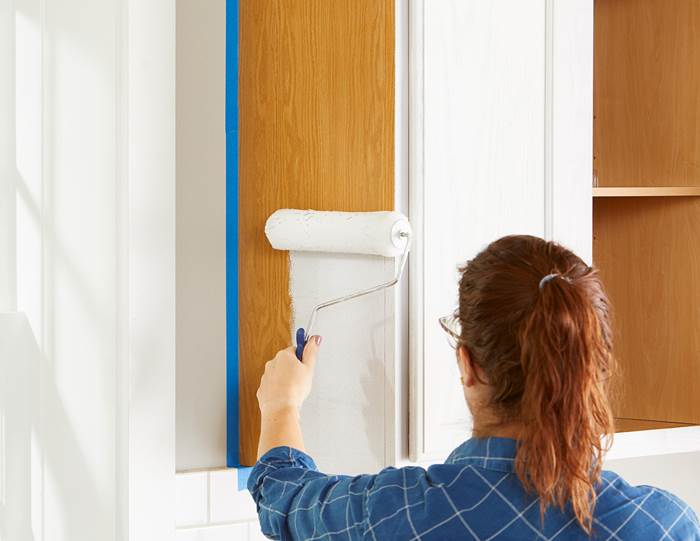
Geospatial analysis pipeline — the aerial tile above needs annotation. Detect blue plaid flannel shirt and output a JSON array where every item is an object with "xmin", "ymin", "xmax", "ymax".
[{"xmin": 248, "ymin": 437, "xmax": 700, "ymax": 540}]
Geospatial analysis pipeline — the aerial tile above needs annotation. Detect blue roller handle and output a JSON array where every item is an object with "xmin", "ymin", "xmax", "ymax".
[{"xmin": 295, "ymin": 327, "xmax": 306, "ymax": 361}]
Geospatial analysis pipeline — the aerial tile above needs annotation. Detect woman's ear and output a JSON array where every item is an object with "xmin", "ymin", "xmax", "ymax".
[
  {"xmin": 457, "ymin": 345, "xmax": 476, "ymax": 387},
  {"xmin": 458, "ymin": 345, "xmax": 487, "ymax": 387}
]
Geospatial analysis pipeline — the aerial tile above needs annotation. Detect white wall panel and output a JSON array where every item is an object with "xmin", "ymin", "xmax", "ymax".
[
  {"xmin": 0, "ymin": 313, "xmax": 40, "ymax": 541},
  {"xmin": 3, "ymin": 0, "xmax": 176, "ymax": 538},
  {"xmin": 0, "ymin": 0, "xmax": 16, "ymax": 312}
]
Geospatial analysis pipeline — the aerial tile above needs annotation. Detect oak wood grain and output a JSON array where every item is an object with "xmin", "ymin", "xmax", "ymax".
[
  {"xmin": 238, "ymin": 0, "xmax": 394, "ymax": 465},
  {"xmin": 593, "ymin": 197, "xmax": 700, "ymax": 425},
  {"xmin": 594, "ymin": 0, "xmax": 700, "ymax": 187}
]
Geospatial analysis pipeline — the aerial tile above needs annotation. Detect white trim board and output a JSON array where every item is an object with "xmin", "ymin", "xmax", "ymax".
[
  {"xmin": 390, "ymin": 0, "xmax": 410, "ymax": 467},
  {"xmin": 123, "ymin": 0, "xmax": 177, "ymax": 538},
  {"xmin": 407, "ymin": 0, "xmax": 427, "ymax": 464}
]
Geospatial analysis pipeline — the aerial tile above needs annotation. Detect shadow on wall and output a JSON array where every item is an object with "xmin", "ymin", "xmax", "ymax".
[
  {"xmin": 10, "ymin": 139, "xmax": 113, "ymax": 540},
  {"xmin": 0, "ymin": 313, "xmax": 37, "ymax": 540},
  {"xmin": 3, "ymin": 0, "xmax": 122, "ymax": 536},
  {"xmin": 0, "ymin": 313, "xmax": 112, "ymax": 541}
]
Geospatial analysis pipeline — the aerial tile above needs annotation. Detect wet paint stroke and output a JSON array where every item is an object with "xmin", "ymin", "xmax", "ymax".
[{"xmin": 287, "ymin": 250, "xmax": 393, "ymax": 474}]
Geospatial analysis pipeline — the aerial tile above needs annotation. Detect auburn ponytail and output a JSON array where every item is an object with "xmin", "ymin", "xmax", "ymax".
[{"xmin": 457, "ymin": 235, "xmax": 615, "ymax": 534}]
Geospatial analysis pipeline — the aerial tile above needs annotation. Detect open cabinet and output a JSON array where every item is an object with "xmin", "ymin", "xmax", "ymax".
[{"xmin": 593, "ymin": 0, "xmax": 700, "ymax": 431}]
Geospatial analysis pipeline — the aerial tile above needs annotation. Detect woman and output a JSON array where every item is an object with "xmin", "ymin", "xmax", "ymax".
[{"xmin": 248, "ymin": 235, "xmax": 700, "ymax": 540}]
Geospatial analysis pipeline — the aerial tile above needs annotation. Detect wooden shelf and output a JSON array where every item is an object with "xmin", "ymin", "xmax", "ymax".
[{"xmin": 593, "ymin": 187, "xmax": 700, "ymax": 198}]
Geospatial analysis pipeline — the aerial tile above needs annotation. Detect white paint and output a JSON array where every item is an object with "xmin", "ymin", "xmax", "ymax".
[
  {"xmin": 176, "ymin": 0, "xmax": 228, "ymax": 472},
  {"xmin": 408, "ymin": 0, "xmax": 595, "ymax": 462},
  {"xmin": 4, "ymin": 0, "xmax": 176, "ymax": 537},
  {"xmin": 289, "ymin": 251, "xmax": 397, "ymax": 474},
  {"xmin": 265, "ymin": 209, "xmax": 411, "ymax": 258},
  {"xmin": 411, "ymin": 0, "xmax": 546, "ymax": 461}
]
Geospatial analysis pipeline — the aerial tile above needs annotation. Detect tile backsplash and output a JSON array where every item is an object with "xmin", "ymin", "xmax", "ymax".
[{"xmin": 176, "ymin": 469, "xmax": 265, "ymax": 540}]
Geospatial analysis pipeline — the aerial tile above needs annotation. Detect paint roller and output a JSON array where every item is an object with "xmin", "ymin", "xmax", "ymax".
[{"xmin": 264, "ymin": 209, "xmax": 412, "ymax": 360}]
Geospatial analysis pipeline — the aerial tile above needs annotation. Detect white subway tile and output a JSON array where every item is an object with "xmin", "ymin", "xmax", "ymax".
[
  {"xmin": 247, "ymin": 521, "xmax": 269, "ymax": 540},
  {"xmin": 209, "ymin": 469, "xmax": 258, "ymax": 522},
  {"xmin": 176, "ymin": 472, "xmax": 209, "ymax": 527},
  {"xmin": 176, "ymin": 523, "xmax": 249, "ymax": 541}
]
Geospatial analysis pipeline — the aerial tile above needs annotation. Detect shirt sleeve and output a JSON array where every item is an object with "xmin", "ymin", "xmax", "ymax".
[
  {"xmin": 657, "ymin": 488, "xmax": 700, "ymax": 540},
  {"xmin": 247, "ymin": 446, "xmax": 377, "ymax": 540},
  {"xmin": 248, "ymin": 447, "xmax": 447, "ymax": 541}
]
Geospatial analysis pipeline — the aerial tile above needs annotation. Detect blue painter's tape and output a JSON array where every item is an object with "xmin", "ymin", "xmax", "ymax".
[
  {"xmin": 237, "ymin": 466, "xmax": 253, "ymax": 491},
  {"xmin": 226, "ymin": 0, "xmax": 240, "ymax": 470}
]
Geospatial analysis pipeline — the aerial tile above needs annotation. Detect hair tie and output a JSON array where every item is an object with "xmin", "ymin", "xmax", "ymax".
[{"xmin": 539, "ymin": 273, "xmax": 561, "ymax": 289}]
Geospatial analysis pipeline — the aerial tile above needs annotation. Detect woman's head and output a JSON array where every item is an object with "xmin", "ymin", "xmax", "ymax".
[{"xmin": 454, "ymin": 234, "xmax": 614, "ymax": 533}]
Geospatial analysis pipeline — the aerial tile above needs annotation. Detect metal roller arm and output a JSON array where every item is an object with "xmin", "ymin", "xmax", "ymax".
[{"xmin": 303, "ymin": 231, "xmax": 411, "ymax": 340}]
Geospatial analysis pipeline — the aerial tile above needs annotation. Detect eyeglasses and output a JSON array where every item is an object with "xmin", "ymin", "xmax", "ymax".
[
  {"xmin": 438, "ymin": 313, "xmax": 462, "ymax": 349},
  {"xmin": 439, "ymin": 313, "xmax": 614, "ymax": 385}
]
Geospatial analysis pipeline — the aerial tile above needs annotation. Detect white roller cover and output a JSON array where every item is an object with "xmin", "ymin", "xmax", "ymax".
[{"xmin": 265, "ymin": 209, "xmax": 411, "ymax": 257}]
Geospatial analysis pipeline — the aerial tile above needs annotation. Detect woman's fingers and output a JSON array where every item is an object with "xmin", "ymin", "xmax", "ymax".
[
  {"xmin": 301, "ymin": 335, "xmax": 322, "ymax": 368},
  {"xmin": 256, "ymin": 340, "xmax": 322, "ymax": 414}
]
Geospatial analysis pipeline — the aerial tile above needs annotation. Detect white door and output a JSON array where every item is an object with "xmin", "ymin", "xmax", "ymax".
[{"xmin": 408, "ymin": 0, "xmax": 593, "ymax": 462}]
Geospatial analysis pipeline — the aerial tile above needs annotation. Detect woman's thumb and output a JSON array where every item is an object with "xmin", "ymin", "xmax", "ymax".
[{"xmin": 301, "ymin": 335, "xmax": 322, "ymax": 367}]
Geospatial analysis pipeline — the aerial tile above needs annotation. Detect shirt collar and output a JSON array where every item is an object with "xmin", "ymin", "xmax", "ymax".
[{"xmin": 445, "ymin": 436, "xmax": 518, "ymax": 473}]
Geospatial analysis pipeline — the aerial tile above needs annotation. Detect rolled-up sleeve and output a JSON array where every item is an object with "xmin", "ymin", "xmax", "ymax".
[{"xmin": 247, "ymin": 446, "xmax": 376, "ymax": 540}]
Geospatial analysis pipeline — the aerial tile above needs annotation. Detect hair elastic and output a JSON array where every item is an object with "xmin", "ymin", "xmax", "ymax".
[{"xmin": 539, "ymin": 273, "xmax": 561, "ymax": 289}]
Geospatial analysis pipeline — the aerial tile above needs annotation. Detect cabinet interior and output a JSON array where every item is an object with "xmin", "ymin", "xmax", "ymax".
[{"xmin": 593, "ymin": 0, "xmax": 700, "ymax": 432}]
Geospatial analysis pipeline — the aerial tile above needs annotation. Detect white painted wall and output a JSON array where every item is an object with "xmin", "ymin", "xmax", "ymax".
[
  {"xmin": 176, "ymin": 0, "xmax": 228, "ymax": 472},
  {"xmin": 1, "ymin": 0, "xmax": 176, "ymax": 538}
]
